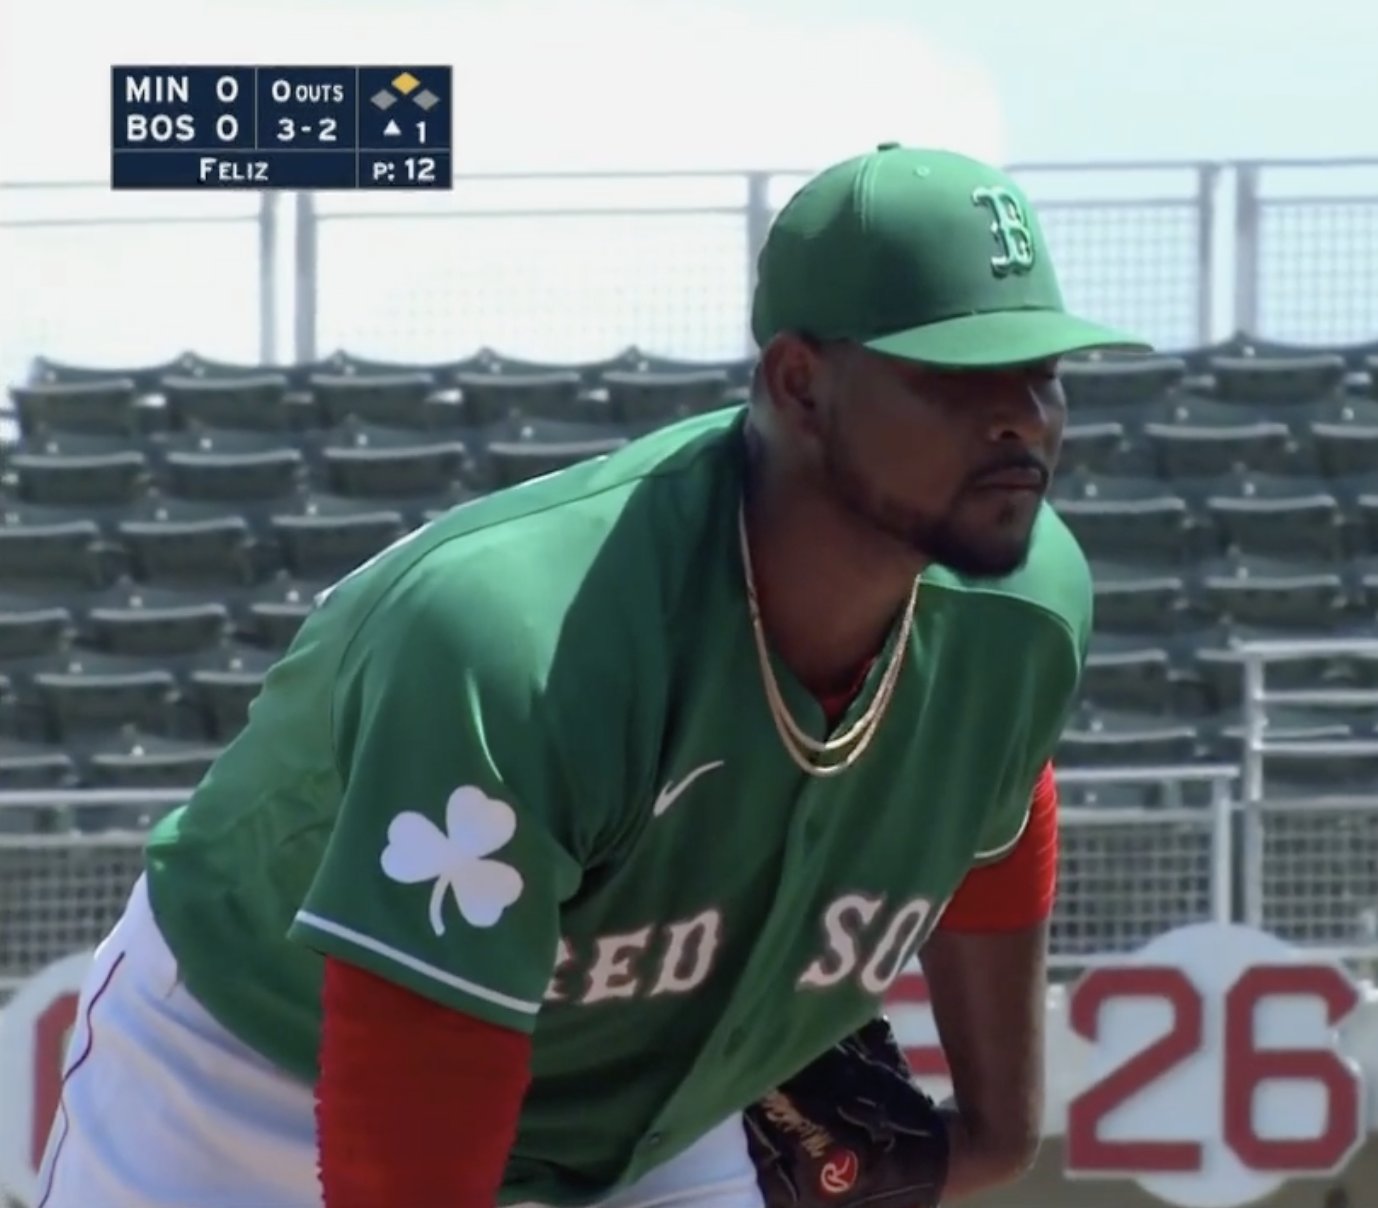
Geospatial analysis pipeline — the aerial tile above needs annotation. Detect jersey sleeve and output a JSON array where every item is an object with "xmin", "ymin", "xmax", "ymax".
[
  {"xmin": 939, "ymin": 763, "xmax": 1059, "ymax": 931},
  {"xmin": 288, "ymin": 572, "xmax": 587, "ymax": 1033},
  {"xmin": 972, "ymin": 528, "xmax": 1092, "ymax": 863}
]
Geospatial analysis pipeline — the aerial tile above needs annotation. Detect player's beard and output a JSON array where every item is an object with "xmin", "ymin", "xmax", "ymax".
[{"xmin": 821, "ymin": 425, "xmax": 1039, "ymax": 580}]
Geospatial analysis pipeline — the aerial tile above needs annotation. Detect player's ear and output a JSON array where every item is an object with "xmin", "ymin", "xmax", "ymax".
[{"xmin": 758, "ymin": 334, "xmax": 828, "ymax": 444}]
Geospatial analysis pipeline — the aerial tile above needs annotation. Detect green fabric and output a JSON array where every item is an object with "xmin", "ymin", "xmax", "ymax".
[
  {"xmin": 751, "ymin": 144, "xmax": 1150, "ymax": 367},
  {"xmin": 145, "ymin": 406, "xmax": 1092, "ymax": 1205}
]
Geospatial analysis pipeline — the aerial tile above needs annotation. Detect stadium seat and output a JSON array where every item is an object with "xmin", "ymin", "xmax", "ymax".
[
  {"xmin": 474, "ymin": 348, "xmax": 641, "ymax": 388},
  {"xmin": 162, "ymin": 373, "xmax": 292, "ymax": 431},
  {"xmin": 1208, "ymin": 354, "xmax": 1347, "ymax": 406},
  {"xmin": 486, "ymin": 435, "xmax": 626, "ymax": 488},
  {"xmin": 240, "ymin": 578, "xmax": 323, "ymax": 650},
  {"xmin": 1082, "ymin": 633, "xmax": 1173, "ymax": 713},
  {"xmin": 1056, "ymin": 418, "xmax": 1132, "ymax": 476},
  {"xmin": 9, "ymin": 379, "xmax": 143, "ymax": 437},
  {"xmin": 329, "ymin": 350, "xmax": 487, "ymax": 381},
  {"xmin": 1057, "ymin": 781, "xmax": 1163, "ymax": 807},
  {"xmin": 83, "ymin": 729, "xmax": 222, "ymax": 790},
  {"xmin": 161, "ymin": 431, "xmax": 305, "ymax": 503},
  {"xmin": 1058, "ymin": 355, "xmax": 1187, "ymax": 410},
  {"xmin": 1057, "ymin": 706, "xmax": 1199, "ymax": 767},
  {"xmin": 1198, "ymin": 556, "xmax": 1347, "ymax": 629},
  {"xmin": 9, "ymin": 445, "xmax": 150, "ymax": 507},
  {"xmin": 0, "ymin": 735, "xmax": 77, "ymax": 792},
  {"xmin": 1163, "ymin": 335, "xmax": 1252, "ymax": 376},
  {"xmin": 1355, "ymin": 481, "xmax": 1378, "ymax": 547},
  {"xmin": 1358, "ymin": 561, "xmax": 1378, "ymax": 612},
  {"xmin": 270, "ymin": 496, "xmax": 406, "ymax": 579},
  {"xmin": 85, "ymin": 583, "xmax": 230, "ymax": 656},
  {"xmin": 1090, "ymin": 561, "xmax": 1190, "ymax": 631},
  {"xmin": 626, "ymin": 350, "xmax": 757, "ymax": 389},
  {"xmin": 185, "ymin": 644, "xmax": 278, "ymax": 740},
  {"xmin": 1201, "ymin": 473, "xmax": 1345, "ymax": 561},
  {"xmin": 118, "ymin": 500, "xmax": 259, "ymax": 586},
  {"xmin": 454, "ymin": 371, "xmax": 584, "ymax": 426},
  {"xmin": 6, "ymin": 651, "xmax": 181, "ymax": 741},
  {"xmin": 27, "ymin": 353, "xmax": 192, "ymax": 388},
  {"xmin": 1144, "ymin": 396, "xmax": 1296, "ymax": 478},
  {"xmin": 602, "ymin": 370, "xmax": 733, "ymax": 428},
  {"xmin": 1310, "ymin": 398, "xmax": 1378, "ymax": 479},
  {"xmin": 1260, "ymin": 742, "xmax": 1378, "ymax": 799},
  {"xmin": 321, "ymin": 423, "xmax": 470, "ymax": 498},
  {"xmin": 0, "ymin": 593, "xmax": 72, "ymax": 659},
  {"xmin": 0, "ymin": 514, "xmax": 107, "ymax": 590},
  {"xmin": 310, "ymin": 372, "xmax": 436, "ymax": 428},
  {"xmin": 1224, "ymin": 335, "xmax": 1378, "ymax": 370},
  {"xmin": 1051, "ymin": 473, "xmax": 1193, "ymax": 564}
]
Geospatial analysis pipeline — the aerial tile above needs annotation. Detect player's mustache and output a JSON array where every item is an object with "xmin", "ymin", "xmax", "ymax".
[{"xmin": 964, "ymin": 452, "xmax": 1050, "ymax": 490}]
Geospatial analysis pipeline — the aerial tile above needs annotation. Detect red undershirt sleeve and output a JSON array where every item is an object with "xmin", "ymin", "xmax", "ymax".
[
  {"xmin": 317, "ymin": 956, "xmax": 532, "ymax": 1208},
  {"xmin": 938, "ymin": 762, "xmax": 1059, "ymax": 933}
]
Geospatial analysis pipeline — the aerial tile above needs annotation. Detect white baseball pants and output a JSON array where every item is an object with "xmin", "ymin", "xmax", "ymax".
[{"xmin": 35, "ymin": 876, "xmax": 762, "ymax": 1208}]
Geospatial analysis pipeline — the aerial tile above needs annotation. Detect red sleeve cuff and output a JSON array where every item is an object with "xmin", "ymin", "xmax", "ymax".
[{"xmin": 938, "ymin": 762, "xmax": 1059, "ymax": 933}]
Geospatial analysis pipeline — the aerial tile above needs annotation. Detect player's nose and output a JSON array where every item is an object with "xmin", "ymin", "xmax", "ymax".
[{"xmin": 980, "ymin": 376, "xmax": 1053, "ymax": 447}]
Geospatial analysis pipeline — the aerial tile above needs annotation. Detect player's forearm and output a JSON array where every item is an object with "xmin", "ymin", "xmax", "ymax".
[{"xmin": 937, "ymin": 1107, "xmax": 1041, "ymax": 1200}]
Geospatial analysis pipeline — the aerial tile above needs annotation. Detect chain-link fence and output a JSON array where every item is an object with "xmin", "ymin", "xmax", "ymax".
[
  {"xmin": 0, "ymin": 765, "xmax": 1302, "ymax": 1005},
  {"xmin": 1244, "ymin": 160, "xmax": 1378, "ymax": 342},
  {"xmin": 5, "ymin": 159, "xmax": 1377, "ymax": 389},
  {"xmin": 1251, "ymin": 798, "xmax": 1378, "ymax": 950}
]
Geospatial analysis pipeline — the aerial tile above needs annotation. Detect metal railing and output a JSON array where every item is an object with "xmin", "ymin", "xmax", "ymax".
[
  {"xmin": 0, "ymin": 746, "xmax": 1373, "ymax": 994},
  {"xmin": 1237, "ymin": 637, "xmax": 1378, "ymax": 963},
  {"xmin": 0, "ymin": 774, "xmax": 1241, "ymax": 998},
  {"xmin": 4, "ymin": 158, "xmax": 1377, "ymax": 389},
  {"xmin": 1049, "ymin": 765, "xmax": 1237, "ymax": 969},
  {"xmin": 0, "ymin": 184, "xmax": 280, "ymax": 387},
  {"xmin": 296, "ymin": 159, "xmax": 1378, "ymax": 362}
]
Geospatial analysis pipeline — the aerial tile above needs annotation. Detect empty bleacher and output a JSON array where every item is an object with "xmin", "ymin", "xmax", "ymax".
[
  {"xmin": 1050, "ymin": 338, "xmax": 1378, "ymax": 807},
  {"xmin": 5, "ymin": 337, "xmax": 1378, "ymax": 802},
  {"xmin": 0, "ymin": 346, "xmax": 753, "ymax": 797},
  {"xmin": 4, "ymin": 333, "xmax": 1378, "ymax": 994}
]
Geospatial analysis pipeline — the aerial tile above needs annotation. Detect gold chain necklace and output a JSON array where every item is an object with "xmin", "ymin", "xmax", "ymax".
[{"xmin": 737, "ymin": 502, "xmax": 919, "ymax": 778}]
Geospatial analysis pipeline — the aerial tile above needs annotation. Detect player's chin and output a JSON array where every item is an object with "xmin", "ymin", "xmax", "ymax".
[{"xmin": 940, "ymin": 512, "xmax": 1039, "ymax": 578}]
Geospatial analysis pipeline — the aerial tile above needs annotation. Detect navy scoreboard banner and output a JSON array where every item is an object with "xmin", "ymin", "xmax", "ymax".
[{"xmin": 111, "ymin": 66, "xmax": 453, "ymax": 190}]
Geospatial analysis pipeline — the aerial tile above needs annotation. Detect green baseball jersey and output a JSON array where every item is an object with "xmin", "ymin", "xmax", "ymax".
[{"xmin": 145, "ymin": 406, "xmax": 1091, "ymax": 1205}]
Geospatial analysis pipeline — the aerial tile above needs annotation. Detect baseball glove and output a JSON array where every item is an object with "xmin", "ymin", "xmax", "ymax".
[{"xmin": 745, "ymin": 1017, "xmax": 950, "ymax": 1208}]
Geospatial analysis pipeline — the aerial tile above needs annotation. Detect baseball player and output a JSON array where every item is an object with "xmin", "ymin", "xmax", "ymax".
[{"xmin": 37, "ymin": 144, "xmax": 1146, "ymax": 1208}]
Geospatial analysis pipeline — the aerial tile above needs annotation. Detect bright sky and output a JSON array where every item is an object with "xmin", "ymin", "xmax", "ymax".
[
  {"xmin": 0, "ymin": 0, "xmax": 1374, "ymax": 376},
  {"xmin": 0, "ymin": 0, "xmax": 1008, "ymax": 179},
  {"xmin": 3, "ymin": 0, "xmax": 1376, "ymax": 178}
]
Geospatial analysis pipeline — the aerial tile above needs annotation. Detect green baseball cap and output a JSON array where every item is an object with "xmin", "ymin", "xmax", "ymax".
[{"xmin": 751, "ymin": 144, "xmax": 1151, "ymax": 368}]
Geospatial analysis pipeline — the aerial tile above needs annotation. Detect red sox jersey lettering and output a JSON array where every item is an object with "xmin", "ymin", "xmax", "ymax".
[{"xmin": 541, "ymin": 894, "xmax": 937, "ymax": 1008}]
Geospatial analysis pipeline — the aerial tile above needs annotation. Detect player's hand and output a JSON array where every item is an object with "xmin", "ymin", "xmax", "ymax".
[{"xmin": 744, "ymin": 1017, "xmax": 949, "ymax": 1207}]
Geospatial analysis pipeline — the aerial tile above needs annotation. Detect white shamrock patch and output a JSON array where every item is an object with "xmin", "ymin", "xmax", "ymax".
[{"xmin": 380, "ymin": 786, "xmax": 524, "ymax": 936}]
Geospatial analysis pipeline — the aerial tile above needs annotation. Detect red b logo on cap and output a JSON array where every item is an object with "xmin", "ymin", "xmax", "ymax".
[{"xmin": 818, "ymin": 1148, "xmax": 859, "ymax": 1196}]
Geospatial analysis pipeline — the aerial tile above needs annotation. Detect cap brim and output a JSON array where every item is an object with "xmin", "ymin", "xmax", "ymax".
[{"xmin": 863, "ymin": 308, "xmax": 1152, "ymax": 369}]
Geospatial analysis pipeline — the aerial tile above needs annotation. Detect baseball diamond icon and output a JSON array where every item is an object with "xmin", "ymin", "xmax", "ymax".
[{"xmin": 369, "ymin": 72, "xmax": 441, "ymax": 111}]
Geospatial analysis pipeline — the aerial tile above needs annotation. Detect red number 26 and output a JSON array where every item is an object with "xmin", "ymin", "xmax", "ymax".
[{"xmin": 1066, "ymin": 963, "xmax": 1363, "ymax": 1176}]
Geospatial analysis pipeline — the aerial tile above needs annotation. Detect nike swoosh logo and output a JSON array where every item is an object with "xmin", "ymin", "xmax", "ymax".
[{"xmin": 652, "ymin": 760, "xmax": 725, "ymax": 817}]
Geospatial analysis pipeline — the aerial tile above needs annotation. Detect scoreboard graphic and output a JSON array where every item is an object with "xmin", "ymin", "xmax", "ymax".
[{"xmin": 111, "ymin": 66, "xmax": 453, "ymax": 190}]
